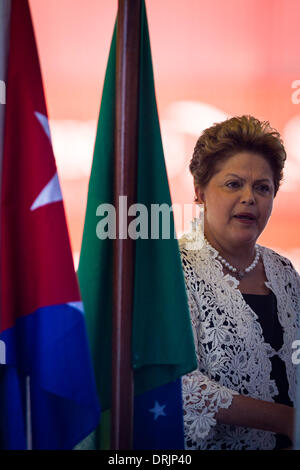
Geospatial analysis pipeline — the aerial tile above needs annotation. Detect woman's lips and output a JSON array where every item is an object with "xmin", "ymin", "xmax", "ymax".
[
  {"xmin": 233, "ymin": 213, "xmax": 257, "ymax": 224},
  {"xmin": 234, "ymin": 217, "xmax": 256, "ymax": 224}
]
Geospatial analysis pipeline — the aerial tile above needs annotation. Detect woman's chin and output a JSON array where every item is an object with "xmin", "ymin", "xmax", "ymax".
[{"xmin": 230, "ymin": 231, "xmax": 258, "ymax": 246}]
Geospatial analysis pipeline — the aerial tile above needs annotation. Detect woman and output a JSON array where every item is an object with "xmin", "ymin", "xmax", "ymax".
[{"xmin": 180, "ymin": 115, "xmax": 300, "ymax": 450}]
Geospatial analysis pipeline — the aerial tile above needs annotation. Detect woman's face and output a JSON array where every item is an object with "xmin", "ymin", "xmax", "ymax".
[{"xmin": 195, "ymin": 152, "xmax": 275, "ymax": 250}]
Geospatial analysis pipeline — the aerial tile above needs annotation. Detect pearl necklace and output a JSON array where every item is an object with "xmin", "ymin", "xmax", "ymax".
[{"xmin": 204, "ymin": 238, "xmax": 260, "ymax": 280}]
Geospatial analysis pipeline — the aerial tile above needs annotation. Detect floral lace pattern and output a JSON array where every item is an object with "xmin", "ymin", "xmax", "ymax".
[{"xmin": 180, "ymin": 240, "xmax": 300, "ymax": 450}]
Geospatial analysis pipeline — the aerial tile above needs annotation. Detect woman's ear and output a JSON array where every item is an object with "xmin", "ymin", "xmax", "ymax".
[{"xmin": 194, "ymin": 185, "xmax": 205, "ymax": 204}]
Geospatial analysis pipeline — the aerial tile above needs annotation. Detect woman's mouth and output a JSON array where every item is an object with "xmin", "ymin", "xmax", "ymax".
[{"xmin": 233, "ymin": 213, "xmax": 257, "ymax": 224}]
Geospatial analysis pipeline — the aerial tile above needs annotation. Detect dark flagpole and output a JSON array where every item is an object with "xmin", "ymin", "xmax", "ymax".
[{"xmin": 111, "ymin": 0, "xmax": 141, "ymax": 450}]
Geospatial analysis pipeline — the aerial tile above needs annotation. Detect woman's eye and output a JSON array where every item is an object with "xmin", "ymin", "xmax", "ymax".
[
  {"xmin": 226, "ymin": 181, "xmax": 241, "ymax": 189},
  {"xmin": 256, "ymin": 184, "xmax": 270, "ymax": 193}
]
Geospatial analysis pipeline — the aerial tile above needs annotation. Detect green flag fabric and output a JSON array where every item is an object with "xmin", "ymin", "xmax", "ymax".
[{"xmin": 77, "ymin": 0, "xmax": 197, "ymax": 418}]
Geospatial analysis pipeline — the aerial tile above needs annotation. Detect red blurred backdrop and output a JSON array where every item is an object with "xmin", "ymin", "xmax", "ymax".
[{"xmin": 29, "ymin": 0, "xmax": 300, "ymax": 270}]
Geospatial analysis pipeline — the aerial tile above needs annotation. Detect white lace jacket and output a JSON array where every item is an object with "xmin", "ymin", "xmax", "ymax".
[{"xmin": 180, "ymin": 240, "xmax": 300, "ymax": 450}]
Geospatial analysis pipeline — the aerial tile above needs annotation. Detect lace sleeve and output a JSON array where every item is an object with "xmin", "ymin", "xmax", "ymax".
[{"xmin": 182, "ymin": 281, "xmax": 239, "ymax": 442}]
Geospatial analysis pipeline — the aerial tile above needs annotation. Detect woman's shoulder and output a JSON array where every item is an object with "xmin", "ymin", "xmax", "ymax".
[
  {"xmin": 260, "ymin": 244, "xmax": 295, "ymax": 266},
  {"xmin": 178, "ymin": 234, "xmax": 207, "ymax": 277},
  {"xmin": 178, "ymin": 234, "xmax": 224, "ymax": 287},
  {"xmin": 260, "ymin": 244, "xmax": 300, "ymax": 280},
  {"xmin": 178, "ymin": 234, "xmax": 206, "ymax": 262},
  {"xmin": 179, "ymin": 236, "xmax": 199, "ymax": 270},
  {"xmin": 178, "ymin": 236, "xmax": 212, "ymax": 293}
]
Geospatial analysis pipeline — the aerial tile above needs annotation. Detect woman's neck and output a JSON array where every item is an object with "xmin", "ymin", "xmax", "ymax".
[{"xmin": 204, "ymin": 232, "xmax": 257, "ymax": 269}]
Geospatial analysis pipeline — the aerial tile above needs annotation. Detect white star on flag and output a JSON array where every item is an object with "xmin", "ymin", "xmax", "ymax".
[
  {"xmin": 35, "ymin": 111, "xmax": 52, "ymax": 142},
  {"xmin": 149, "ymin": 401, "xmax": 167, "ymax": 420},
  {"xmin": 66, "ymin": 301, "xmax": 84, "ymax": 315},
  {"xmin": 30, "ymin": 172, "xmax": 63, "ymax": 211},
  {"xmin": 30, "ymin": 112, "xmax": 63, "ymax": 211}
]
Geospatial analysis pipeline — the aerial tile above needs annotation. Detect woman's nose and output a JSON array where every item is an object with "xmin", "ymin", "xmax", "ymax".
[{"xmin": 240, "ymin": 186, "xmax": 255, "ymax": 205}]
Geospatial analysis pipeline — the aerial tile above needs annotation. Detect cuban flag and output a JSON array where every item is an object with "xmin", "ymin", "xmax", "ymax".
[{"xmin": 0, "ymin": 0, "xmax": 100, "ymax": 449}]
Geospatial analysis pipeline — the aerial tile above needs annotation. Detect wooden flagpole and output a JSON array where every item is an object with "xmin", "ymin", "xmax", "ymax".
[{"xmin": 111, "ymin": 0, "xmax": 141, "ymax": 450}]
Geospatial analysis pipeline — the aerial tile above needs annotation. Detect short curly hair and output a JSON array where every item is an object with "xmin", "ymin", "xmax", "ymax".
[{"xmin": 189, "ymin": 115, "xmax": 286, "ymax": 196}]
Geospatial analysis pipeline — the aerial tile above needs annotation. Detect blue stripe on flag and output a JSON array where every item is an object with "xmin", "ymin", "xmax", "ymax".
[{"xmin": 0, "ymin": 304, "xmax": 100, "ymax": 450}]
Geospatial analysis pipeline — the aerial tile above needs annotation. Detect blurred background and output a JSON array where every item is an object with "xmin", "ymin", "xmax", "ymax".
[{"xmin": 29, "ymin": 0, "xmax": 300, "ymax": 270}]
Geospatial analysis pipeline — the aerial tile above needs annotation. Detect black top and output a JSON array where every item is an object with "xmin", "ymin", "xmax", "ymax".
[{"xmin": 242, "ymin": 292, "xmax": 292, "ymax": 449}]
